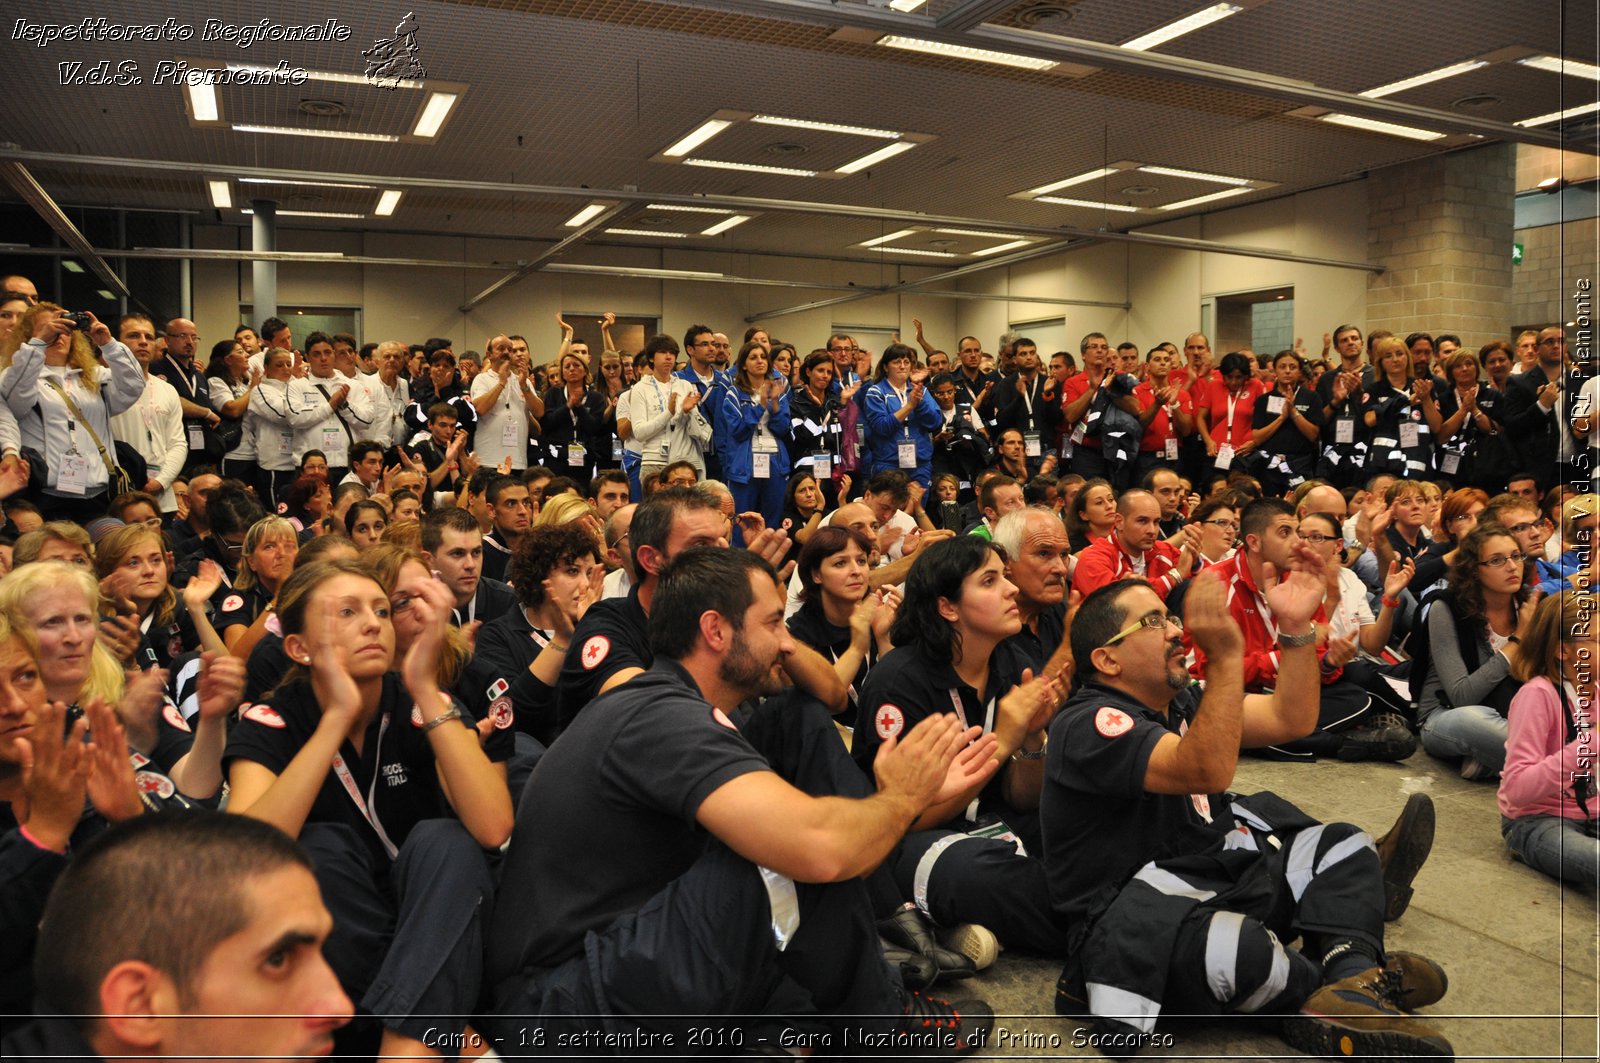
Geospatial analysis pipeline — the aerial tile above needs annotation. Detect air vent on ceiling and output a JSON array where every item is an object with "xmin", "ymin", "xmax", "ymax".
[
  {"xmin": 1014, "ymin": 4, "xmax": 1076, "ymax": 31},
  {"xmin": 1450, "ymin": 94, "xmax": 1502, "ymax": 111},
  {"xmin": 1119, "ymin": 184, "xmax": 1159, "ymax": 196},
  {"xmin": 298, "ymin": 99, "xmax": 347, "ymax": 118},
  {"xmin": 762, "ymin": 142, "xmax": 809, "ymax": 157}
]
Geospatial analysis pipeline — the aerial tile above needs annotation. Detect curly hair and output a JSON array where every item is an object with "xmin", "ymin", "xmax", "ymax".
[
  {"xmin": 888, "ymin": 535, "xmax": 1005, "ymax": 665},
  {"xmin": 1445, "ymin": 522, "xmax": 1531, "ymax": 643},
  {"xmin": 508, "ymin": 523, "xmax": 603, "ymax": 609}
]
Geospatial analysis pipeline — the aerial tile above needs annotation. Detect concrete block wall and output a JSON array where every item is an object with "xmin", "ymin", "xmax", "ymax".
[{"xmin": 1513, "ymin": 216, "xmax": 1599, "ymax": 329}]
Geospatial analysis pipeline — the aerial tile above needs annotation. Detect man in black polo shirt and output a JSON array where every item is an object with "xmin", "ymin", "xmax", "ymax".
[
  {"xmin": 420, "ymin": 508, "xmax": 515, "ymax": 628},
  {"xmin": 1043, "ymin": 569, "xmax": 1450, "ymax": 1059},
  {"xmin": 486, "ymin": 548, "xmax": 996, "ymax": 1050},
  {"xmin": 479, "ymin": 474, "xmax": 533, "ymax": 583},
  {"xmin": 991, "ymin": 507, "xmax": 1070, "ymax": 671}
]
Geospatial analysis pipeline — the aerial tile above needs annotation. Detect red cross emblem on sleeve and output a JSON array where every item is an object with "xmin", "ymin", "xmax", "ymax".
[
  {"xmin": 580, "ymin": 635, "xmax": 611, "ymax": 670},
  {"xmin": 875, "ymin": 704, "xmax": 905, "ymax": 740},
  {"xmin": 1094, "ymin": 705, "xmax": 1135, "ymax": 738}
]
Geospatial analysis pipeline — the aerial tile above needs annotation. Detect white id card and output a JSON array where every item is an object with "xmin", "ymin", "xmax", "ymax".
[
  {"xmin": 612, "ymin": 438, "xmax": 624, "ymax": 461},
  {"xmin": 502, "ymin": 419, "xmax": 521, "ymax": 447},
  {"xmin": 58, "ymin": 450, "xmax": 90, "ymax": 494},
  {"xmin": 321, "ymin": 426, "xmax": 343, "ymax": 453},
  {"xmin": 1399, "ymin": 423, "xmax": 1419, "ymax": 448},
  {"xmin": 1335, "ymin": 418, "xmax": 1354, "ymax": 444},
  {"xmin": 753, "ymin": 451, "xmax": 771, "ymax": 479},
  {"xmin": 1024, "ymin": 432, "xmax": 1042, "ymax": 457},
  {"xmin": 812, "ymin": 452, "xmax": 832, "ymax": 480},
  {"xmin": 1265, "ymin": 395, "xmax": 1285, "ymax": 415},
  {"xmin": 1164, "ymin": 437, "xmax": 1179, "ymax": 461},
  {"xmin": 898, "ymin": 440, "xmax": 917, "ymax": 469},
  {"xmin": 187, "ymin": 424, "xmax": 205, "ymax": 449},
  {"xmin": 1071, "ymin": 422, "xmax": 1087, "ymax": 444},
  {"xmin": 1442, "ymin": 451, "xmax": 1461, "ymax": 475},
  {"xmin": 567, "ymin": 443, "xmax": 586, "ymax": 467},
  {"xmin": 1215, "ymin": 444, "xmax": 1235, "ymax": 470},
  {"xmin": 276, "ymin": 430, "xmax": 293, "ymax": 456}
]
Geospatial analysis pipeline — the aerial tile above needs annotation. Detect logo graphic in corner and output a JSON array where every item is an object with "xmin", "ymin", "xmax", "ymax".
[
  {"xmin": 874, "ymin": 704, "xmax": 905, "ymax": 740},
  {"xmin": 580, "ymin": 635, "xmax": 611, "ymax": 670}
]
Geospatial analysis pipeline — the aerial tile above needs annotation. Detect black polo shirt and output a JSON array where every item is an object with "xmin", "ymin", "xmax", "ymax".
[
  {"xmin": 211, "ymin": 583, "xmax": 272, "ymax": 638},
  {"xmin": 137, "ymin": 607, "xmax": 198, "ymax": 672},
  {"xmin": 1006, "ymin": 601, "xmax": 1067, "ymax": 673},
  {"xmin": 453, "ymin": 577, "xmax": 516, "ymax": 628},
  {"xmin": 555, "ymin": 587, "xmax": 651, "ymax": 733},
  {"xmin": 855, "ymin": 641, "xmax": 1030, "ymax": 819},
  {"xmin": 481, "ymin": 531, "xmax": 513, "ymax": 584},
  {"xmin": 785, "ymin": 600, "xmax": 870, "ymax": 729},
  {"xmin": 1041, "ymin": 681, "xmax": 1223, "ymax": 923},
  {"xmin": 1249, "ymin": 385, "xmax": 1322, "ymax": 458},
  {"xmin": 486, "ymin": 659, "xmax": 770, "ymax": 982}
]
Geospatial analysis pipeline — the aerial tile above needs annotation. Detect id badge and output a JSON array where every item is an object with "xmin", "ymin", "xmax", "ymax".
[
  {"xmin": 567, "ymin": 442, "xmax": 586, "ymax": 467},
  {"xmin": 1164, "ymin": 437, "xmax": 1179, "ymax": 461},
  {"xmin": 1442, "ymin": 451, "xmax": 1462, "ymax": 475},
  {"xmin": 1071, "ymin": 422, "xmax": 1087, "ymax": 444},
  {"xmin": 612, "ymin": 438, "xmax": 624, "ymax": 461},
  {"xmin": 502, "ymin": 419, "xmax": 521, "ymax": 447},
  {"xmin": 58, "ymin": 449, "xmax": 90, "ymax": 494},
  {"xmin": 187, "ymin": 424, "xmax": 205, "ymax": 449},
  {"xmin": 812, "ymin": 452, "xmax": 832, "ymax": 480},
  {"xmin": 1215, "ymin": 443, "xmax": 1235, "ymax": 470},
  {"xmin": 1265, "ymin": 395, "xmax": 1285, "ymax": 415},
  {"xmin": 321, "ymin": 425, "xmax": 342, "ymax": 453},
  {"xmin": 753, "ymin": 451, "xmax": 771, "ymax": 479},
  {"xmin": 1335, "ymin": 418, "xmax": 1354, "ymax": 444},
  {"xmin": 897, "ymin": 440, "xmax": 917, "ymax": 469},
  {"xmin": 1399, "ymin": 423, "xmax": 1419, "ymax": 449},
  {"xmin": 1024, "ymin": 432, "xmax": 1042, "ymax": 458},
  {"xmin": 276, "ymin": 430, "xmax": 293, "ymax": 456}
]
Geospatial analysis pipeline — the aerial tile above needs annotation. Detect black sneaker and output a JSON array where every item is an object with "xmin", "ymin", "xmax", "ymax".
[
  {"xmin": 1337, "ymin": 714, "xmax": 1418, "ymax": 762},
  {"xmin": 878, "ymin": 905, "xmax": 976, "ymax": 981},
  {"xmin": 896, "ymin": 990, "xmax": 994, "ymax": 1056},
  {"xmin": 1374, "ymin": 793, "xmax": 1436, "ymax": 921},
  {"xmin": 1282, "ymin": 966, "xmax": 1454, "ymax": 1060},
  {"xmin": 882, "ymin": 939, "xmax": 938, "ymax": 991}
]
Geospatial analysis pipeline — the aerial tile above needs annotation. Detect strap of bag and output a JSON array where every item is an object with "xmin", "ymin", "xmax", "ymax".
[{"xmin": 43, "ymin": 378, "xmax": 118, "ymax": 476}]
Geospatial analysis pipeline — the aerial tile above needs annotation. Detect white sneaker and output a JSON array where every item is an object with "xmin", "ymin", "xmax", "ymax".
[{"xmin": 936, "ymin": 923, "xmax": 1000, "ymax": 971}]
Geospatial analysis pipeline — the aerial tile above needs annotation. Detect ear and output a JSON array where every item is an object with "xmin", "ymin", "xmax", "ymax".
[
  {"xmin": 97, "ymin": 961, "xmax": 174, "ymax": 1050},
  {"xmin": 1088, "ymin": 645, "xmax": 1120, "ymax": 677},
  {"xmin": 283, "ymin": 631, "xmax": 311, "ymax": 666},
  {"xmin": 937, "ymin": 595, "xmax": 960, "ymax": 625},
  {"xmin": 636, "ymin": 544, "xmax": 665, "ymax": 577},
  {"xmin": 1112, "ymin": 512, "xmax": 1125, "ymax": 530}
]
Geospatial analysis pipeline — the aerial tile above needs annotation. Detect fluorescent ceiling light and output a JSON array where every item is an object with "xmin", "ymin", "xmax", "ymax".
[
  {"xmin": 887, "ymin": 0, "xmax": 927, "ymax": 10},
  {"xmin": 1139, "ymin": 164, "xmax": 1253, "ymax": 186},
  {"xmin": 860, "ymin": 229, "xmax": 919, "ymax": 247},
  {"xmin": 374, "ymin": 190, "xmax": 403, "ymax": 217},
  {"xmin": 564, "ymin": 203, "xmax": 608, "ymax": 227},
  {"xmin": 702, "ymin": 215, "xmax": 751, "ymax": 236},
  {"xmin": 971, "ymin": 240, "xmax": 1034, "ymax": 257},
  {"xmin": 412, "ymin": 92, "xmax": 457, "ymax": 138},
  {"xmin": 1518, "ymin": 55, "xmax": 1600, "ymax": 82},
  {"xmin": 1360, "ymin": 60, "xmax": 1489, "ymax": 98},
  {"xmin": 605, "ymin": 228, "xmax": 690, "ymax": 238},
  {"xmin": 186, "ymin": 82, "xmax": 218, "ymax": 122},
  {"xmin": 1022, "ymin": 167, "xmax": 1118, "ymax": 197},
  {"xmin": 1319, "ymin": 113, "xmax": 1446, "ymax": 140},
  {"xmin": 934, "ymin": 227, "xmax": 1027, "ymax": 240},
  {"xmin": 1159, "ymin": 187, "xmax": 1253, "ymax": 211},
  {"xmin": 1034, "ymin": 196, "xmax": 1141, "ymax": 212},
  {"xmin": 239, "ymin": 177, "xmax": 377, "ymax": 190},
  {"xmin": 242, "ymin": 209, "xmax": 366, "ymax": 219},
  {"xmin": 1122, "ymin": 4, "xmax": 1242, "ymax": 52},
  {"xmin": 835, "ymin": 141, "xmax": 917, "ymax": 174},
  {"xmin": 62, "ymin": 260, "xmax": 84, "ymax": 273},
  {"xmin": 207, "ymin": 180, "xmax": 232, "ymax": 209},
  {"xmin": 232, "ymin": 124, "xmax": 399, "ymax": 142},
  {"xmin": 663, "ymin": 119, "xmax": 733, "ymax": 157},
  {"xmin": 877, "ymin": 35, "xmax": 1058, "ymax": 71},
  {"xmin": 645, "ymin": 203, "xmax": 730, "ymax": 214},
  {"xmin": 862, "ymin": 247, "xmax": 957, "ymax": 258},
  {"xmin": 750, "ymin": 115, "xmax": 902, "ymax": 139},
  {"xmin": 1515, "ymin": 101, "xmax": 1600, "ymax": 127},
  {"xmin": 227, "ymin": 63, "xmax": 424, "ymax": 89},
  {"xmin": 96, "ymin": 289, "xmax": 116, "ymax": 300},
  {"xmin": 683, "ymin": 158, "xmax": 818, "ymax": 177}
]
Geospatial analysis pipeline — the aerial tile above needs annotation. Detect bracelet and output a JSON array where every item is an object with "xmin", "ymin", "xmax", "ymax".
[
  {"xmin": 1277, "ymin": 628, "xmax": 1317, "ymax": 648},
  {"xmin": 18, "ymin": 824, "xmax": 67, "ymax": 854},
  {"xmin": 1381, "ymin": 595, "xmax": 1401, "ymax": 609},
  {"xmin": 420, "ymin": 705, "xmax": 464, "ymax": 733},
  {"xmin": 1011, "ymin": 743, "xmax": 1047, "ymax": 761}
]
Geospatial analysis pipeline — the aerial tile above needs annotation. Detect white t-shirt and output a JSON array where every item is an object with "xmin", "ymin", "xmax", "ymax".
[{"xmin": 1328, "ymin": 565, "xmax": 1376, "ymax": 643}]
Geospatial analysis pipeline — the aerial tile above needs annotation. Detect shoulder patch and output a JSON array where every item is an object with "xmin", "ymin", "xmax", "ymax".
[
  {"xmin": 240, "ymin": 703, "xmax": 286, "ymax": 729},
  {"xmin": 487, "ymin": 677, "xmax": 510, "ymax": 700},
  {"xmin": 134, "ymin": 770, "xmax": 176, "ymax": 800},
  {"xmin": 221, "ymin": 594, "xmax": 245, "ymax": 613},
  {"xmin": 579, "ymin": 634, "xmax": 611, "ymax": 670},
  {"xmin": 411, "ymin": 704, "xmax": 425, "ymax": 728},
  {"xmin": 489, "ymin": 696, "xmax": 515, "ymax": 730},
  {"xmin": 1094, "ymin": 705, "xmax": 1135, "ymax": 739},
  {"xmin": 711, "ymin": 706, "xmax": 738, "ymax": 730},
  {"xmin": 162, "ymin": 703, "xmax": 191, "ymax": 732},
  {"xmin": 874, "ymin": 703, "xmax": 906, "ymax": 741}
]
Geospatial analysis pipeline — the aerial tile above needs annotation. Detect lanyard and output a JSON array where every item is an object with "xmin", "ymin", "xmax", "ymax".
[
  {"xmin": 455, "ymin": 593, "xmax": 477, "ymax": 627},
  {"xmin": 163, "ymin": 356, "xmax": 199, "ymax": 400},
  {"xmin": 647, "ymin": 376, "xmax": 671, "ymax": 415},
  {"xmin": 890, "ymin": 383, "xmax": 912, "ymax": 438},
  {"xmin": 1019, "ymin": 376, "xmax": 1036, "ymax": 422},
  {"xmin": 329, "ymin": 712, "xmax": 401, "ymax": 860},
  {"xmin": 1223, "ymin": 388, "xmax": 1248, "ymax": 438},
  {"xmin": 948, "ymin": 686, "xmax": 996, "ymax": 822},
  {"xmin": 523, "ymin": 611, "xmax": 551, "ymax": 650}
]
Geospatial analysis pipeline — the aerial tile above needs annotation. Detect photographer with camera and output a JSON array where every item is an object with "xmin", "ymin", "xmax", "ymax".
[{"xmin": 0, "ymin": 304, "xmax": 143, "ymax": 523}]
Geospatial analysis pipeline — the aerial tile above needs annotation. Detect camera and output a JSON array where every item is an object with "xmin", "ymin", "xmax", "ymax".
[{"xmin": 62, "ymin": 311, "xmax": 93, "ymax": 330}]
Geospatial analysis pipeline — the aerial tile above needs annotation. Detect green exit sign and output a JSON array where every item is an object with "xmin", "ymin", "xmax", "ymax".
[{"xmin": 1513, "ymin": 242, "xmax": 1525, "ymax": 265}]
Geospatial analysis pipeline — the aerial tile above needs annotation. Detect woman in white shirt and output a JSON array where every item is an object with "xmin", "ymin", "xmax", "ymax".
[
  {"xmin": 0, "ymin": 304, "xmax": 143, "ymax": 522},
  {"xmin": 246, "ymin": 348, "xmax": 326, "ymax": 506},
  {"xmin": 205, "ymin": 339, "xmax": 263, "ymax": 495}
]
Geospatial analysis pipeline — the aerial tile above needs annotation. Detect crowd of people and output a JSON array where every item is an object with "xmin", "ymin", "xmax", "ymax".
[{"xmin": 0, "ymin": 267, "xmax": 1593, "ymax": 1063}]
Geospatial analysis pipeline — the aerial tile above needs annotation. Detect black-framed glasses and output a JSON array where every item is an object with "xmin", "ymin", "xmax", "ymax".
[
  {"xmin": 1478, "ymin": 552, "xmax": 1526, "ymax": 570},
  {"xmin": 1101, "ymin": 610, "xmax": 1180, "ymax": 648},
  {"xmin": 1299, "ymin": 532, "xmax": 1340, "ymax": 545}
]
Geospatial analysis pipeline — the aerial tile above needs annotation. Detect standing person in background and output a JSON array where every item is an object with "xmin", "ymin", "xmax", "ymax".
[
  {"xmin": 1500, "ymin": 327, "xmax": 1576, "ymax": 494},
  {"xmin": 247, "ymin": 348, "xmax": 323, "ymax": 507},
  {"xmin": 863, "ymin": 343, "xmax": 941, "ymax": 490},
  {"xmin": 1363, "ymin": 336, "xmax": 1437, "ymax": 480},
  {"xmin": 151, "ymin": 318, "xmax": 222, "ymax": 473},
  {"xmin": 539, "ymin": 353, "xmax": 608, "ymax": 488},
  {"xmin": 718, "ymin": 340, "xmax": 792, "ymax": 530},
  {"xmin": 1193, "ymin": 352, "xmax": 1263, "ymax": 486},
  {"xmin": 204, "ymin": 338, "xmax": 263, "ymax": 499},
  {"xmin": 108, "ymin": 314, "xmax": 186, "ymax": 516},
  {"xmin": 632, "ymin": 335, "xmax": 713, "ymax": 484},
  {"xmin": 471, "ymin": 335, "xmax": 538, "ymax": 475},
  {"xmin": 789, "ymin": 350, "xmax": 849, "ymax": 507},
  {"xmin": 367, "ymin": 341, "xmax": 412, "ymax": 452}
]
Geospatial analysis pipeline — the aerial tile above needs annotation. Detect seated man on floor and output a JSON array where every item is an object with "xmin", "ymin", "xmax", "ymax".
[
  {"xmin": 1044, "ymin": 566, "xmax": 1449, "ymax": 1060},
  {"xmin": 485, "ymin": 547, "xmax": 999, "ymax": 1052},
  {"xmin": 1072, "ymin": 488, "xmax": 1200, "ymax": 601}
]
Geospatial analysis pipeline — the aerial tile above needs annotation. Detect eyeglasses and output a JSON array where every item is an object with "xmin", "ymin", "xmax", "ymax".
[
  {"xmin": 1478, "ymin": 552, "xmax": 1526, "ymax": 570},
  {"xmin": 1504, "ymin": 521, "xmax": 1537, "ymax": 536},
  {"xmin": 1203, "ymin": 519, "xmax": 1239, "ymax": 531},
  {"xmin": 1101, "ymin": 610, "xmax": 1180, "ymax": 648},
  {"xmin": 1299, "ymin": 532, "xmax": 1340, "ymax": 545},
  {"xmin": 220, "ymin": 539, "xmax": 246, "ymax": 555}
]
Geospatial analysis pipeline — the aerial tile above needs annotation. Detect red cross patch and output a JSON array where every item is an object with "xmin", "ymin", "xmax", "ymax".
[
  {"xmin": 162, "ymin": 703, "xmax": 191, "ymax": 733},
  {"xmin": 875, "ymin": 704, "xmax": 905, "ymax": 741},
  {"xmin": 221, "ymin": 594, "xmax": 244, "ymax": 613},
  {"xmin": 1094, "ymin": 705, "xmax": 1135, "ymax": 738},
  {"xmin": 241, "ymin": 704, "xmax": 286, "ymax": 729},
  {"xmin": 135, "ymin": 770, "xmax": 175, "ymax": 799},
  {"xmin": 580, "ymin": 635, "xmax": 611, "ymax": 670},
  {"xmin": 489, "ymin": 696, "xmax": 514, "ymax": 730}
]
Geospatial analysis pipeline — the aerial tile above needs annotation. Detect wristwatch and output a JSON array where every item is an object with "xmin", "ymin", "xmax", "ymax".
[{"xmin": 1278, "ymin": 628, "xmax": 1317, "ymax": 648}]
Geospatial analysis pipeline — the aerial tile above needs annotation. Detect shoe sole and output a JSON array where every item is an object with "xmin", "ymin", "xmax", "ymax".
[
  {"xmin": 1380, "ymin": 794, "xmax": 1436, "ymax": 921},
  {"xmin": 1281, "ymin": 1014, "xmax": 1453, "ymax": 1061},
  {"xmin": 938, "ymin": 924, "xmax": 1000, "ymax": 971},
  {"xmin": 1336, "ymin": 733, "xmax": 1417, "ymax": 762}
]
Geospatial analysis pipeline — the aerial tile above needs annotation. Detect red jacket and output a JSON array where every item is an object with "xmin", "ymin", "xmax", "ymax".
[
  {"xmin": 1073, "ymin": 532, "xmax": 1186, "ymax": 600},
  {"xmin": 1187, "ymin": 553, "xmax": 1338, "ymax": 690}
]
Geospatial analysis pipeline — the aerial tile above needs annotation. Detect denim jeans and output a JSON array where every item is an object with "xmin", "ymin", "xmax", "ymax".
[
  {"xmin": 1420, "ymin": 703, "xmax": 1509, "ymax": 771},
  {"xmin": 1503, "ymin": 814, "xmax": 1600, "ymax": 887}
]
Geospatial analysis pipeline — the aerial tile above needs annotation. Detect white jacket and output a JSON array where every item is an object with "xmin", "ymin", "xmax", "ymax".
[
  {"xmin": 0, "ymin": 337, "xmax": 144, "ymax": 497},
  {"xmin": 627, "ymin": 374, "xmax": 712, "ymax": 471},
  {"xmin": 110, "ymin": 375, "xmax": 186, "ymax": 510}
]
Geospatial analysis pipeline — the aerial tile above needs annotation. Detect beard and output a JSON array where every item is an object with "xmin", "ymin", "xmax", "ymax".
[{"xmin": 719, "ymin": 628, "xmax": 784, "ymax": 700}]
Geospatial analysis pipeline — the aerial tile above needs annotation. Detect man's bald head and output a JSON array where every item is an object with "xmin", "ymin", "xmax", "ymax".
[
  {"xmin": 1297, "ymin": 485, "xmax": 1347, "ymax": 521},
  {"xmin": 830, "ymin": 502, "xmax": 877, "ymax": 535}
]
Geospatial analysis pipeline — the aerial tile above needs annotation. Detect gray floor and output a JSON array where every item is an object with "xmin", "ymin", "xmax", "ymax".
[{"xmin": 958, "ymin": 755, "xmax": 1599, "ymax": 1061}]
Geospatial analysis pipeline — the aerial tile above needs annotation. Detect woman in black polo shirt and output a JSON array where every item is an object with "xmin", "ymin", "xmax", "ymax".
[{"xmin": 786, "ymin": 526, "xmax": 897, "ymax": 730}]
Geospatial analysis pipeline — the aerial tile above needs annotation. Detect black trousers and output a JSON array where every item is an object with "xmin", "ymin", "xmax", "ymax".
[{"xmin": 894, "ymin": 828, "xmax": 1071, "ymax": 955}]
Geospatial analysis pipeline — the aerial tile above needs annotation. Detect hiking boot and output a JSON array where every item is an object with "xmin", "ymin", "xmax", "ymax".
[
  {"xmin": 1281, "ymin": 966, "xmax": 1454, "ymax": 1060},
  {"xmin": 878, "ymin": 906, "xmax": 976, "ymax": 980},
  {"xmin": 882, "ymin": 939, "xmax": 938, "ymax": 991},
  {"xmin": 1374, "ymin": 793, "xmax": 1435, "ymax": 921},
  {"xmin": 1337, "ymin": 714, "xmax": 1418, "ymax": 762},
  {"xmin": 896, "ymin": 989, "xmax": 994, "ymax": 1055},
  {"xmin": 936, "ymin": 922, "xmax": 1001, "ymax": 971},
  {"xmin": 1385, "ymin": 951, "xmax": 1449, "ymax": 1010}
]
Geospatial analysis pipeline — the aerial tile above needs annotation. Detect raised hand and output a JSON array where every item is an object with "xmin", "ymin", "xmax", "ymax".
[
  {"xmin": 13, "ymin": 700, "xmax": 90, "ymax": 850},
  {"xmin": 309, "ymin": 600, "xmax": 362, "ymax": 734},
  {"xmin": 1185, "ymin": 569, "xmax": 1243, "ymax": 660},
  {"xmin": 873, "ymin": 713, "xmax": 970, "ymax": 809},
  {"xmin": 744, "ymin": 526, "xmax": 791, "ymax": 569},
  {"xmin": 83, "ymin": 311, "xmax": 112, "ymax": 348},
  {"xmin": 81, "ymin": 697, "xmax": 141, "ymax": 821},
  {"xmin": 182, "ymin": 559, "xmax": 226, "ymax": 612},
  {"xmin": 871, "ymin": 587, "xmax": 900, "ymax": 646},
  {"xmin": 682, "ymin": 387, "xmax": 702, "ymax": 412},
  {"xmin": 555, "ymin": 313, "xmax": 572, "ymax": 333},
  {"xmin": 1260, "ymin": 544, "xmax": 1328, "ymax": 630},
  {"xmin": 400, "ymin": 577, "xmax": 455, "ymax": 701},
  {"xmin": 1382, "ymin": 557, "xmax": 1415, "ymax": 602},
  {"xmin": 195, "ymin": 652, "xmax": 247, "ymax": 723},
  {"xmin": 997, "ymin": 667, "xmax": 1064, "ymax": 740},
  {"xmin": 849, "ymin": 594, "xmax": 877, "ymax": 649},
  {"xmin": 1323, "ymin": 634, "xmax": 1358, "ymax": 669},
  {"xmin": 933, "ymin": 729, "xmax": 1001, "ymax": 804}
]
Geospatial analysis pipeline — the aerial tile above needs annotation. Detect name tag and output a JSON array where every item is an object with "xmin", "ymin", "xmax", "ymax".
[
  {"xmin": 613, "ymin": 438, "xmax": 624, "ymax": 461},
  {"xmin": 1441, "ymin": 451, "xmax": 1462, "ymax": 475},
  {"xmin": 812, "ymin": 452, "xmax": 832, "ymax": 480},
  {"xmin": 58, "ymin": 450, "xmax": 90, "ymax": 494},
  {"xmin": 898, "ymin": 440, "xmax": 917, "ymax": 469},
  {"xmin": 502, "ymin": 419, "xmax": 521, "ymax": 447},
  {"xmin": 187, "ymin": 424, "xmax": 206, "ymax": 449},
  {"xmin": 321, "ymin": 425, "xmax": 343, "ymax": 453},
  {"xmin": 1400, "ymin": 423, "xmax": 1419, "ymax": 448},
  {"xmin": 567, "ymin": 442, "xmax": 587, "ymax": 467},
  {"xmin": 1335, "ymin": 418, "xmax": 1354, "ymax": 444},
  {"xmin": 753, "ymin": 451, "xmax": 771, "ymax": 479},
  {"xmin": 1164, "ymin": 437, "xmax": 1179, "ymax": 461},
  {"xmin": 1024, "ymin": 432, "xmax": 1042, "ymax": 457},
  {"xmin": 276, "ymin": 430, "xmax": 294, "ymax": 456},
  {"xmin": 1215, "ymin": 444, "xmax": 1235, "ymax": 470},
  {"xmin": 1265, "ymin": 395, "xmax": 1285, "ymax": 415}
]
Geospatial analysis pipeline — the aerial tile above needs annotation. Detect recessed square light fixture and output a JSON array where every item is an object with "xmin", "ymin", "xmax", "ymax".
[
  {"xmin": 1515, "ymin": 101, "xmax": 1600, "ymax": 127},
  {"xmin": 970, "ymin": 240, "xmax": 1036, "ymax": 257},
  {"xmin": 564, "ymin": 203, "xmax": 610, "ymax": 227},
  {"xmin": 1159, "ymin": 188, "xmax": 1253, "ymax": 211},
  {"xmin": 239, "ymin": 178, "xmax": 378, "ymax": 190},
  {"xmin": 835, "ymin": 141, "xmax": 916, "ymax": 175},
  {"xmin": 374, "ymin": 190, "xmax": 403, "ymax": 217},
  {"xmin": 663, "ymin": 119, "xmax": 735, "ymax": 158},
  {"xmin": 411, "ymin": 92, "xmax": 458, "ymax": 138},
  {"xmin": 655, "ymin": 111, "xmax": 931, "ymax": 179},
  {"xmin": 887, "ymin": 0, "xmax": 927, "ymax": 11},
  {"xmin": 750, "ymin": 115, "xmax": 902, "ymax": 139},
  {"xmin": 1122, "ymin": 4, "xmax": 1243, "ymax": 52},
  {"xmin": 683, "ymin": 158, "xmax": 819, "ymax": 178},
  {"xmin": 701, "ymin": 215, "xmax": 751, "ymax": 236},
  {"xmin": 207, "ymin": 180, "xmax": 232, "ymax": 209},
  {"xmin": 1020, "ymin": 167, "xmax": 1122, "ymax": 198},
  {"xmin": 861, "ymin": 230, "xmax": 920, "ymax": 248},
  {"xmin": 1138, "ymin": 165, "xmax": 1254, "ymax": 186},
  {"xmin": 232, "ymin": 124, "xmax": 400, "ymax": 143},
  {"xmin": 606, "ymin": 228, "xmax": 690, "ymax": 238},
  {"xmin": 241, "ymin": 209, "xmax": 367, "ymax": 219},
  {"xmin": 1034, "ymin": 196, "xmax": 1141, "ymax": 212},
  {"xmin": 877, "ymin": 35, "xmax": 1058, "ymax": 70},
  {"xmin": 185, "ymin": 82, "xmax": 218, "ymax": 122},
  {"xmin": 62, "ymin": 261, "xmax": 84, "ymax": 273},
  {"xmin": 1359, "ymin": 60, "xmax": 1489, "ymax": 99}
]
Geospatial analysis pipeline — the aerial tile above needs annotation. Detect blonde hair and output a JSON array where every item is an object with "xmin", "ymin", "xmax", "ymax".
[
  {"xmin": 362, "ymin": 543, "xmax": 468, "ymax": 689},
  {"xmin": 0, "ymin": 561, "xmax": 124, "ymax": 705},
  {"xmin": 0, "ymin": 302, "xmax": 100, "ymax": 387},
  {"xmin": 93, "ymin": 523, "xmax": 177, "ymax": 629},
  {"xmin": 1372, "ymin": 335, "xmax": 1412, "ymax": 386},
  {"xmin": 234, "ymin": 516, "xmax": 299, "ymax": 592},
  {"xmin": 13, "ymin": 521, "xmax": 94, "ymax": 566},
  {"xmin": 535, "ymin": 491, "xmax": 594, "ymax": 531}
]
